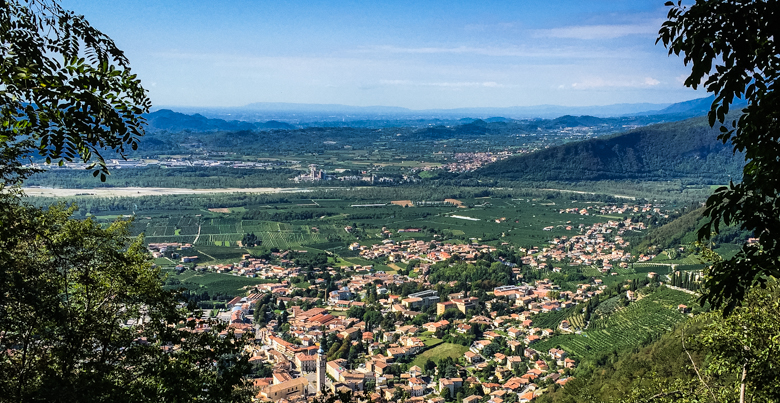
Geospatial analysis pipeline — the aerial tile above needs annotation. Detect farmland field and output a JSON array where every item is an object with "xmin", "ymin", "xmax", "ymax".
[
  {"xmin": 119, "ymin": 195, "xmax": 629, "ymax": 265},
  {"xmin": 410, "ymin": 343, "xmax": 470, "ymax": 367},
  {"xmin": 531, "ymin": 306, "xmax": 579, "ymax": 330},
  {"xmin": 162, "ymin": 268, "xmax": 274, "ymax": 295},
  {"xmin": 533, "ymin": 287, "xmax": 695, "ymax": 359}
]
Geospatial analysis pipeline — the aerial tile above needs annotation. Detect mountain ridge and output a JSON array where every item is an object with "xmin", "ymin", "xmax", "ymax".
[
  {"xmin": 143, "ymin": 109, "xmax": 295, "ymax": 132},
  {"xmin": 475, "ymin": 115, "xmax": 744, "ymax": 183}
]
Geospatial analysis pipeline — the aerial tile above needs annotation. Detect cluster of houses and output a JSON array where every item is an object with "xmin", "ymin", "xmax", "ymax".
[
  {"xmin": 221, "ymin": 271, "xmax": 614, "ymax": 403},
  {"xmin": 440, "ymin": 151, "xmax": 513, "ymax": 173},
  {"xmin": 148, "ymin": 242, "xmax": 194, "ymax": 261},
  {"xmin": 356, "ymin": 239, "xmax": 497, "ymax": 264},
  {"xmin": 558, "ymin": 203, "xmax": 668, "ymax": 218},
  {"xmin": 520, "ymin": 217, "xmax": 649, "ymax": 273}
]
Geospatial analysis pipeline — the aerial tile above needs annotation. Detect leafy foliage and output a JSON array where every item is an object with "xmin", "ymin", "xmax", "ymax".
[
  {"xmin": 0, "ymin": 0, "xmax": 150, "ymax": 183},
  {"xmin": 0, "ymin": 195, "xmax": 252, "ymax": 402},
  {"xmin": 659, "ymin": 0, "xmax": 780, "ymax": 313}
]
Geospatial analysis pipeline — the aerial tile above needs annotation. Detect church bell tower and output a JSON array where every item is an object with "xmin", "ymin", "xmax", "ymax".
[{"xmin": 316, "ymin": 346, "xmax": 326, "ymax": 393}]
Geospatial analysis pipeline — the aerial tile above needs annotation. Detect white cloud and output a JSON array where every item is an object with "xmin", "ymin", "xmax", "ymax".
[
  {"xmin": 364, "ymin": 45, "xmax": 618, "ymax": 59},
  {"xmin": 380, "ymin": 80, "xmax": 506, "ymax": 88},
  {"xmin": 464, "ymin": 22, "xmax": 518, "ymax": 32},
  {"xmin": 570, "ymin": 76, "xmax": 661, "ymax": 89},
  {"xmin": 534, "ymin": 21, "xmax": 662, "ymax": 40}
]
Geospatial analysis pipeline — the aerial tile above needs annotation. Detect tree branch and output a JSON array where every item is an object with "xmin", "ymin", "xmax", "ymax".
[
  {"xmin": 644, "ymin": 390, "xmax": 681, "ymax": 402},
  {"xmin": 681, "ymin": 326, "xmax": 717, "ymax": 402}
]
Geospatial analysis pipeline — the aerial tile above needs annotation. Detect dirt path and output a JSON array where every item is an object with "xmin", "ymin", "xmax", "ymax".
[
  {"xmin": 538, "ymin": 188, "xmax": 636, "ymax": 200},
  {"xmin": 196, "ymin": 249, "xmax": 216, "ymax": 261},
  {"xmin": 193, "ymin": 223, "xmax": 202, "ymax": 244}
]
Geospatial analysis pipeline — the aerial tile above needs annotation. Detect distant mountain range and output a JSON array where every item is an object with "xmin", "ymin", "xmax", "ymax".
[
  {"xmin": 147, "ymin": 96, "xmax": 724, "ymax": 131},
  {"xmin": 232, "ymin": 101, "xmax": 673, "ymax": 118},
  {"xmin": 155, "ymin": 96, "xmax": 726, "ymax": 123},
  {"xmin": 144, "ymin": 109, "xmax": 295, "ymax": 132},
  {"xmin": 475, "ymin": 115, "xmax": 744, "ymax": 183},
  {"xmin": 141, "ymin": 98, "xmax": 744, "ymax": 184},
  {"xmin": 627, "ymin": 95, "xmax": 746, "ymax": 117}
]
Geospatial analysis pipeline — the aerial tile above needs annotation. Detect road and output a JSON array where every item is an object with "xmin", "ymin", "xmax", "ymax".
[
  {"xmin": 193, "ymin": 223, "xmax": 202, "ymax": 244},
  {"xmin": 538, "ymin": 188, "xmax": 636, "ymax": 200}
]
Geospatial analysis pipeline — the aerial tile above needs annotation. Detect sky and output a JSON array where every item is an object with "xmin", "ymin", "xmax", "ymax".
[{"xmin": 62, "ymin": 0, "xmax": 703, "ymax": 110}]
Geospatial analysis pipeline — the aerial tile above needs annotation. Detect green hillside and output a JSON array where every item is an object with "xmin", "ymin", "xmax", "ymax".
[{"xmin": 476, "ymin": 115, "xmax": 744, "ymax": 183}]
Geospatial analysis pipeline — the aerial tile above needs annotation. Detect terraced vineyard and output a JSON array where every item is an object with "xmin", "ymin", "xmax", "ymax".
[
  {"xmin": 533, "ymin": 287, "xmax": 695, "ymax": 358},
  {"xmin": 566, "ymin": 313, "xmax": 585, "ymax": 329},
  {"xmin": 531, "ymin": 306, "xmax": 578, "ymax": 329}
]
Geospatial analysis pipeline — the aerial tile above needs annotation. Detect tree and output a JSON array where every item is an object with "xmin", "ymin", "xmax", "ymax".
[
  {"xmin": 241, "ymin": 232, "xmax": 259, "ymax": 247},
  {"xmin": 424, "ymin": 359, "xmax": 437, "ymax": 375},
  {"xmin": 0, "ymin": 197, "xmax": 252, "ymax": 402},
  {"xmin": 658, "ymin": 0, "xmax": 780, "ymax": 313},
  {"xmin": 0, "ymin": 1, "xmax": 251, "ymax": 401},
  {"xmin": 444, "ymin": 365, "xmax": 459, "ymax": 379},
  {"xmin": 0, "ymin": 0, "xmax": 150, "ymax": 184},
  {"xmin": 363, "ymin": 310, "xmax": 382, "ymax": 331},
  {"xmin": 695, "ymin": 283, "xmax": 780, "ymax": 403},
  {"xmin": 441, "ymin": 387, "xmax": 451, "ymax": 402},
  {"xmin": 412, "ymin": 313, "xmax": 429, "ymax": 326},
  {"xmin": 347, "ymin": 305, "xmax": 366, "ymax": 319}
]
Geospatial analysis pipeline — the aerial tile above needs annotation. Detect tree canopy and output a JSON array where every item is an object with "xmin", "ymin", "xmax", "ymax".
[
  {"xmin": 0, "ymin": 0, "xmax": 150, "ymax": 184},
  {"xmin": 0, "ymin": 1, "xmax": 252, "ymax": 401},
  {"xmin": 0, "ymin": 195, "xmax": 252, "ymax": 402},
  {"xmin": 659, "ymin": 0, "xmax": 780, "ymax": 313}
]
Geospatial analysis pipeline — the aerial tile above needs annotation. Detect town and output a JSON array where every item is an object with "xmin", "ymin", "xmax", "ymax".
[{"xmin": 153, "ymin": 203, "xmax": 697, "ymax": 403}]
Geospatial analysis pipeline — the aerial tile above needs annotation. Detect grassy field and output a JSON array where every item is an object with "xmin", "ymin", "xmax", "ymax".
[
  {"xmin": 163, "ymin": 269, "xmax": 273, "ymax": 295},
  {"xmin": 411, "ymin": 343, "xmax": 470, "ymax": 367}
]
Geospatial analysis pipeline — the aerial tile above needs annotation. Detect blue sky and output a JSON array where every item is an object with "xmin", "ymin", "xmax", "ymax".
[{"xmin": 62, "ymin": 0, "xmax": 702, "ymax": 109}]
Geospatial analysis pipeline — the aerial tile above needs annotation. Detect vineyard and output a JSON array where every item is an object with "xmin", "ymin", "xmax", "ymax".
[
  {"xmin": 533, "ymin": 287, "xmax": 695, "ymax": 359},
  {"xmin": 566, "ymin": 313, "xmax": 585, "ymax": 329},
  {"xmin": 531, "ymin": 306, "xmax": 579, "ymax": 329},
  {"xmin": 133, "ymin": 216, "xmax": 353, "ymax": 250}
]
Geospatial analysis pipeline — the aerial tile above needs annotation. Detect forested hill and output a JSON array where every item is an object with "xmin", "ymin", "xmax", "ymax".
[
  {"xmin": 406, "ymin": 114, "xmax": 698, "ymax": 140},
  {"xmin": 475, "ymin": 115, "xmax": 744, "ymax": 183},
  {"xmin": 144, "ymin": 109, "xmax": 295, "ymax": 132}
]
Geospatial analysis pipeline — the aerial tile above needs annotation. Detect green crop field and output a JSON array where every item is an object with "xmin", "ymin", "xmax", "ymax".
[
  {"xmin": 566, "ymin": 313, "xmax": 585, "ymax": 329},
  {"xmin": 124, "ymin": 196, "xmax": 608, "ymax": 262},
  {"xmin": 411, "ymin": 343, "xmax": 470, "ymax": 367},
  {"xmin": 531, "ymin": 306, "xmax": 579, "ymax": 329},
  {"xmin": 533, "ymin": 287, "xmax": 695, "ymax": 359},
  {"xmin": 162, "ymin": 269, "xmax": 274, "ymax": 295},
  {"xmin": 80, "ymin": 191, "xmax": 725, "ymax": 290}
]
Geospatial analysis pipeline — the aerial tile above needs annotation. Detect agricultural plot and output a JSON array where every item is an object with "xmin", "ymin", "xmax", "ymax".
[
  {"xmin": 566, "ymin": 313, "xmax": 585, "ymax": 329},
  {"xmin": 632, "ymin": 263, "xmax": 674, "ymax": 274},
  {"xmin": 533, "ymin": 287, "xmax": 695, "ymax": 359},
  {"xmin": 115, "ymin": 194, "xmax": 684, "ymax": 268},
  {"xmin": 162, "ymin": 269, "xmax": 272, "ymax": 295},
  {"xmin": 531, "ymin": 306, "xmax": 578, "ymax": 329},
  {"xmin": 410, "ymin": 343, "xmax": 470, "ymax": 368}
]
